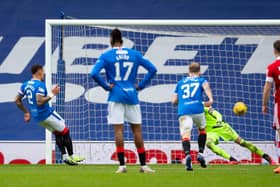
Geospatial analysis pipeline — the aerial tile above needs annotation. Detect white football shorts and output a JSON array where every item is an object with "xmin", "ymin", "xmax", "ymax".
[
  {"xmin": 179, "ymin": 113, "xmax": 206, "ymax": 138},
  {"xmin": 39, "ymin": 110, "xmax": 66, "ymax": 133},
  {"xmin": 107, "ymin": 102, "xmax": 142, "ymax": 125}
]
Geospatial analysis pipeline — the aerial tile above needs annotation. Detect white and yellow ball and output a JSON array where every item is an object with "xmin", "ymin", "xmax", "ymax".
[{"xmin": 233, "ymin": 102, "xmax": 247, "ymax": 115}]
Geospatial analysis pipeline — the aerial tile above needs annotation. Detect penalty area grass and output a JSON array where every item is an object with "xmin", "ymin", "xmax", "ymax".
[{"xmin": 0, "ymin": 164, "xmax": 278, "ymax": 187}]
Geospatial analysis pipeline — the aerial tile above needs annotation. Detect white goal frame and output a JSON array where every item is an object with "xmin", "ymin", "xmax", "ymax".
[{"xmin": 45, "ymin": 19, "xmax": 280, "ymax": 164}]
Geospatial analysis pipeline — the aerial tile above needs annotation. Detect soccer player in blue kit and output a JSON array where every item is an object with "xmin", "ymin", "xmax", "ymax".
[
  {"xmin": 172, "ymin": 62, "xmax": 214, "ymax": 171},
  {"xmin": 90, "ymin": 29, "xmax": 157, "ymax": 173},
  {"xmin": 15, "ymin": 64, "xmax": 84, "ymax": 165}
]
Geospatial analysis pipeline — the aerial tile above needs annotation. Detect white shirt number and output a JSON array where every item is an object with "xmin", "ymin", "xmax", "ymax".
[
  {"xmin": 181, "ymin": 83, "xmax": 199, "ymax": 99},
  {"xmin": 26, "ymin": 89, "xmax": 34, "ymax": 104},
  {"xmin": 114, "ymin": 62, "xmax": 133, "ymax": 81}
]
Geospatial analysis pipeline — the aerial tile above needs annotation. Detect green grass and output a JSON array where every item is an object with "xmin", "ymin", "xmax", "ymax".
[{"xmin": 0, "ymin": 164, "xmax": 278, "ymax": 187}]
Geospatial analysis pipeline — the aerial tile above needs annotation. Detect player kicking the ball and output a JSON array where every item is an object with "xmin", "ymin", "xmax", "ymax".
[
  {"xmin": 15, "ymin": 64, "xmax": 84, "ymax": 165},
  {"xmin": 90, "ymin": 29, "xmax": 157, "ymax": 173},
  {"xmin": 204, "ymin": 106, "xmax": 275, "ymax": 165},
  {"xmin": 172, "ymin": 62, "xmax": 213, "ymax": 171}
]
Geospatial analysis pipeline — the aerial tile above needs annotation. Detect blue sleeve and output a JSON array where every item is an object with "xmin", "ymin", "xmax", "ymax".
[
  {"xmin": 90, "ymin": 56, "xmax": 111, "ymax": 91},
  {"xmin": 201, "ymin": 77, "xmax": 208, "ymax": 85},
  {"xmin": 137, "ymin": 52, "xmax": 157, "ymax": 90}
]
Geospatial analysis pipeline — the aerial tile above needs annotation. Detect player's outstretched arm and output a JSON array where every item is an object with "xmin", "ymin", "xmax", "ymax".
[
  {"xmin": 90, "ymin": 57, "xmax": 111, "ymax": 91},
  {"xmin": 14, "ymin": 94, "xmax": 30, "ymax": 122},
  {"xmin": 137, "ymin": 54, "xmax": 157, "ymax": 90},
  {"xmin": 202, "ymin": 82, "xmax": 213, "ymax": 107},
  {"xmin": 262, "ymin": 81, "xmax": 272, "ymax": 114}
]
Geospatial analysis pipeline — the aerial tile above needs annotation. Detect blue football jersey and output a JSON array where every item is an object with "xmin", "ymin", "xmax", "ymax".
[
  {"xmin": 18, "ymin": 79, "xmax": 54, "ymax": 122},
  {"xmin": 90, "ymin": 47, "xmax": 157, "ymax": 104},
  {"xmin": 174, "ymin": 76, "xmax": 207, "ymax": 116}
]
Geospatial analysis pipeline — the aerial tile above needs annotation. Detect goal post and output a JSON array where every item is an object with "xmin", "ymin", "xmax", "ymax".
[
  {"xmin": 45, "ymin": 19, "xmax": 280, "ymax": 165},
  {"xmin": 45, "ymin": 21, "xmax": 53, "ymax": 164}
]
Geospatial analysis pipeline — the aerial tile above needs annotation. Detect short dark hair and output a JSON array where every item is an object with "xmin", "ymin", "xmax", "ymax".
[
  {"xmin": 274, "ymin": 40, "xmax": 280, "ymax": 53},
  {"xmin": 189, "ymin": 62, "xmax": 200, "ymax": 73},
  {"xmin": 110, "ymin": 28, "xmax": 123, "ymax": 46},
  {"xmin": 31, "ymin": 64, "xmax": 43, "ymax": 75}
]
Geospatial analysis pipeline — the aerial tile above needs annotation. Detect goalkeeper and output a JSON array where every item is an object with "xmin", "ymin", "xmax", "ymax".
[{"xmin": 204, "ymin": 106, "xmax": 275, "ymax": 164}]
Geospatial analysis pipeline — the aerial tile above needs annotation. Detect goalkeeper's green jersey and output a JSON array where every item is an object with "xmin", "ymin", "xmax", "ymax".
[{"xmin": 204, "ymin": 107, "xmax": 224, "ymax": 132}]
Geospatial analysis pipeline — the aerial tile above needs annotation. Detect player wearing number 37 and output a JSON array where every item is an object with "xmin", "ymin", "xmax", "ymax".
[
  {"xmin": 172, "ymin": 62, "xmax": 213, "ymax": 171},
  {"xmin": 90, "ymin": 29, "xmax": 157, "ymax": 173}
]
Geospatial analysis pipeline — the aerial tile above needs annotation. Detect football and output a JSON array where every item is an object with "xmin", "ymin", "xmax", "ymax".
[{"xmin": 233, "ymin": 102, "xmax": 247, "ymax": 115}]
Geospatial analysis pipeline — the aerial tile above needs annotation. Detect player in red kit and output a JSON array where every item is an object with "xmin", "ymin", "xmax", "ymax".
[{"xmin": 262, "ymin": 40, "xmax": 280, "ymax": 173}]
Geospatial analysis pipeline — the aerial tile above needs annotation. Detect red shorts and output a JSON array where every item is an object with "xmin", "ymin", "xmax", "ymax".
[{"xmin": 273, "ymin": 102, "xmax": 280, "ymax": 130}]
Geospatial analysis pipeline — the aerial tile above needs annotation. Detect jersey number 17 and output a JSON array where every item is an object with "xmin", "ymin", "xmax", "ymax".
[{"xmin": 114, "ymin": 62, "xmax": 133, "ymax": 81}]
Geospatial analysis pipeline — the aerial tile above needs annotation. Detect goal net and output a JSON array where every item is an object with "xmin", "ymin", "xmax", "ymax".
[{"xmin": 45, "ymin": 20, "xmax": 280, "ymax": 164}]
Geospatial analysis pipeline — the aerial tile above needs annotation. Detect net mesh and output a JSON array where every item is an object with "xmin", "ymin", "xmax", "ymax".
[{"xmin": 49, "ymin": 23, "xmax": 279, "ymax": 163}]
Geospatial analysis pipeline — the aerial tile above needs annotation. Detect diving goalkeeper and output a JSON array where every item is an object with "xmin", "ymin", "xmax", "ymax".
[{"xmin": 204, "ymin": 107, "xmax": 275, "ymax": 164}]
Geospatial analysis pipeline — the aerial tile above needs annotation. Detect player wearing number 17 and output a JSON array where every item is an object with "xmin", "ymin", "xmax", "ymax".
[
  {"xmin": 90, "ymin": 29, "xmax": 157, "ymax": 173},
  {"xmin": 172, "ymin": 62, "xmax": 213, "ymax": 171}
]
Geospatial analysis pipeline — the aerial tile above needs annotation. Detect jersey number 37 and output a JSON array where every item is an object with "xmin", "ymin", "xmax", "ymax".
[{"xmin": 181, "ymin": 83, "xmax": 199, "ymax": 99}]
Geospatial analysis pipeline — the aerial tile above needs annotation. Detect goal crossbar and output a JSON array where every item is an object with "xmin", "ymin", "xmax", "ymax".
[{"xmin": 46, "ymin": 19, "xmax": 280, "ymax": 26}]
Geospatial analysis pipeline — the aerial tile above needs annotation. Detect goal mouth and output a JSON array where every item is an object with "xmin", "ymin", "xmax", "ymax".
[{"xmin": 45, "ymin": 19, "xmax": 279, "ymax": 164}]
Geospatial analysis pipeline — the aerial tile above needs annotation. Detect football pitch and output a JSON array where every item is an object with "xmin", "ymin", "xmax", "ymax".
[{"xmin": 0, "ymin": 164, "xmax": 278, "ymax": 187}]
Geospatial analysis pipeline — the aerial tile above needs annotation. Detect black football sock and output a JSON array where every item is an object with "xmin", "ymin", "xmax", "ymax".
[
  {"xmin": 137, "ymin": 148, "xmax": 146, "ymax": 166},
  {"xmin": 55, "ymin": 134, "xmax": 66, "ymax": 155},
  {"xmin": 138, "ymin": 153, "xmax": 146, "ymax": 166},
  {"xmin": 63, "ymin": 131, "xmax": 74, "ymax": 156},
  {"xmin": 198, "ymin": 133, "xmax": 207, "ymax": 153},
  {"xmin": 118, "ymin": 152, "xmax": 125, "ymax": 166},
  {"xmin": 182, "ymin": 140, "xmax": 191, "ymax": 156},
  {"xmin": 116, "ymin": 147, "xmax": 125, "ymax": 166}
]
